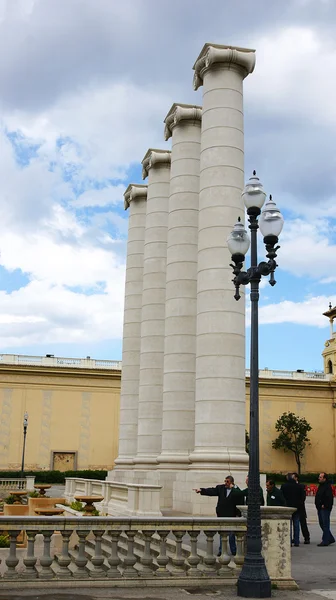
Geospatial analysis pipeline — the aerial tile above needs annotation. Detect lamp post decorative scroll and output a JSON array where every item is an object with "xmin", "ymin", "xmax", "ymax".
[
  {"xmin": 227, "ymin": 171, "xmax": 284, "ymax": 599},
  {"xmin": 20, "ymin": 411, "xmax": 28, "ymax": 479}
]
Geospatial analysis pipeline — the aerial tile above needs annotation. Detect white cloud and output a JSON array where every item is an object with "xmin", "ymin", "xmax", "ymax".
[
  {"xmin": 0, "ymin": 279, "xmax": 124, "ymax": 347},
  {"xmin": 255, "ymin": 295, "xmax": 336, "ymax": 327},
  {"xmin": 5, "ymin": 81, "xmax": 171, "ymax": 182},
  {"xmin": 247, "ymin": 26, "xmax": 336, "ymax": 126},
  {"xmin": 279, "ymin": 218, "xmax": 336, "ymax": 281},
  {"xmin": 74, "ymin": 185, "xmax": 126, "ymax": 208}
]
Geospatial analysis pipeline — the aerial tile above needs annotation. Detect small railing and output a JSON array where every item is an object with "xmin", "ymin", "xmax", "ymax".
[
  {"xmin": 0, "ymin": 477, "xmax": 35, "ymax": 492},
  {"xmin": 0, "ymin": 354, "xmax": 121, "ymax": 370},
  {"xmin": 0, "ymin": 516, "xmax": 246, "ymax": 584},
  {"xmin": 0, "ymin": 479, "xmax": 26, "ymax": 491},
  {"xmin": 64, "ymin": 478, "xmax": 162, "ymax": 517},
  {"xmin": 245, "ymin": 368, "xmax": 332, "ymax": 381}
]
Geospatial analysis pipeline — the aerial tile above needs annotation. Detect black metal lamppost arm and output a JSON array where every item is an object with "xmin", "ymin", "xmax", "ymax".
[
  {"xmin": 227, "ymin": 173, "xmax": 284, "ymax": 599},
  {"xmin": 230, "ymin": 207, "xmax": 280, "ymax": 302}
]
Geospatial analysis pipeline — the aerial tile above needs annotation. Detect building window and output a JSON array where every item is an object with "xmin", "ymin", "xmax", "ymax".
[{"xmin": 328, "ymin": 360, "xmax": 333, "ymax": 374}]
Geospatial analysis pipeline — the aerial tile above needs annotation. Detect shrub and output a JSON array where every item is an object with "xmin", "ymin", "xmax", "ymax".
[
  {"xmin": 265, "ymin": 472, "xmax": 336, "ymax": 484},
  {"xmin": 4, "ymin": 495, "xmax": 16, "ymax": 505},
  {"xmin": 0, "ymin": 469, "xmax": 108, "ymax": 485},
  {"xmin": 70, "ymin": 500, "xmax": 84, "ymax": 511},
  {"xmin": 28, "ymin": 491, "xmax": 39, "ymax": 498},
  {"xmin": 0, "ymin": 534, "xmax": 10, "ymax": 548}
]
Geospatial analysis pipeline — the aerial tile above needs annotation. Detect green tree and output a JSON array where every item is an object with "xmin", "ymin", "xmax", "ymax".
[{"xmin": 272, "ymin": 411, "xmax": 312, "ymax": 475}]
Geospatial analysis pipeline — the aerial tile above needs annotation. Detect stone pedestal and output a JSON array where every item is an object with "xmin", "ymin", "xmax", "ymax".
[
  {"xmin": 114, "ymin": 184, "xmax": 147, "ymax": 472},
  {"xmin": 189, "ymin": 44, "xmax": 256, "ymax": 482},
  {"xmin": 239, "ymin": 506, "xmax": 298, "ymax": 590},
  {"xmin": 134, "ymin": 149, "xmax": 171, "ymax": 470}
]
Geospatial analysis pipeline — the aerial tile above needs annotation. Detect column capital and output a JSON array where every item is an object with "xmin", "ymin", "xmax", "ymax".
[
  {"xmin": 164, "ymin": 103, "xmax": 202, "ymax": 141},
  {"xmin": 124, "ymin": 183, "xmax": 147, "ymax": 210},
  {"xmin": 141, "ymin": 148, "xmax": 171, "ymax": 180},
  {"xmin": 193, "ymin": 43, "xmax": 256, "ymax": 90}
]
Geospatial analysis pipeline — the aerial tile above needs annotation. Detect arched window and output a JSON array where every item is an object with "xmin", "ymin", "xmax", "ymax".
[{"xmin": 328, "ymin": 360, "xmax": 333, "ymax": 374}]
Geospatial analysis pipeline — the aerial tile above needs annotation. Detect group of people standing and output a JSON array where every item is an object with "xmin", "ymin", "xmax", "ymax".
[{"xmin": 194, "ymin": 471, "xmax": 335, "ymax": 554}]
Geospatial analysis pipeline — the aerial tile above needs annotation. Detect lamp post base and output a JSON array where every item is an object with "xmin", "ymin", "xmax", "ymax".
[{"xmin": 237, "ymin": 555, "xmax": 271, "ymax": 598}]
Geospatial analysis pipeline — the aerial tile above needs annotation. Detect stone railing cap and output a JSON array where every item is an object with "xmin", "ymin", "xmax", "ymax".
[
  {"xmin": 238, "ymin": 505, "xmax": 296, "ymax": 520},
  {"xmin": 193, "ymin": 42, "xmax": 256, "ymax": 90},
  {"xmin": 164, "ymin": 103, "xmax": 202, "ymax": 141},
  {"xmin": 141, "ymin": 148, "xmax": 171, "ymax": 180},
  {"xmin": 124, "ymin": 183, "xmax": 148, "ymax": 210}
]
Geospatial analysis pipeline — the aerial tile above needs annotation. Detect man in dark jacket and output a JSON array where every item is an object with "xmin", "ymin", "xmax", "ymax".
[
  {"xmin": 194, "ymin": 475, "xmax": 241, "ymax": 555},
  {"xmin": 315, "ymin": 472, "xmax": 335, "ymax": 547},
  {"xmin": 266, "ymin": 480, "xmax": 286, "ymax": 506},
  {"xmin": 281, "ymin": 473, "xmax": 303, "ymax": 546},
  {"xmin": 292, "ymin": 472, "xmax": 310, "ymax": 544},
  {"xmin": 241, "ymin": 476, "xmax": 265, "ymax": 506}
]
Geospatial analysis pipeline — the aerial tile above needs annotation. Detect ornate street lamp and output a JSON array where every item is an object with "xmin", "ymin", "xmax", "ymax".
[
  {"xmin": 20, "ymin": 411, "xmax": 28, "ymax": 479},
  {"xmin": 228, "ymin": 171, "xmax": 284, "ymax": 598}
]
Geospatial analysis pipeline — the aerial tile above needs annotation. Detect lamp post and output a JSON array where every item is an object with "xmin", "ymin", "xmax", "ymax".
[
  {"xmin": 20, "ymin": 411, "xmax": 28, "ymax": 478},
  {"xmin": 227, "ymin": 171, "xmax": 284, "ymax": 598}
]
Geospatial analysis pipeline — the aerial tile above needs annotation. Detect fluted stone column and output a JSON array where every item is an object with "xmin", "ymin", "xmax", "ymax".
[
  {"xmin": 158, "ymin": 104, "xmax": 201, "ymax": 471},
  {"xmin": 114, "ymin": 184, "xmax": 147, "ymax": 474},
  {"xmin": 190, "ymin": 44, "xmax": 256, "ymax": 471},
  {"xmin": 135, "ymin": 149, "xmax": 171, "ymax": 470}
]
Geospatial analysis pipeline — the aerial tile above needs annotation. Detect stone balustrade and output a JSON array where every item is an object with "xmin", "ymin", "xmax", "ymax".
[
  {"xmin": 245, "ymin": 368, "xmax": 331, "ymax": 380},
  {"xmin": 0, "ymin": 477, "xmax": 35, "ymax": 492},
  {"xmin": 0, "ymin": 516, "xmax": 246, "ymax": 585},
  {"xmin": 0, "ymin": 354, "xmax": 121, "ymax": 370},
  {"xmin": 0, "ymin": 512, "xmax": 297, "ymax": 588},
  {"xmin": 64, "ymin": 478, "xmax": 162, "ymax": 517}
]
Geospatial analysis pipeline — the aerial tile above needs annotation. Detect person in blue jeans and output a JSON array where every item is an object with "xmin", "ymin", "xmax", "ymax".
[
  {"xmin": 315, "ymin": 472, "xmax": 335, "ymax": 547},
  {"xmin": 194, "ymin": 475, "xmax": 241, "ymax": 556},
  {"xmin": 281, "ymin": 473, "xmax": 303, "ymax": 547}
]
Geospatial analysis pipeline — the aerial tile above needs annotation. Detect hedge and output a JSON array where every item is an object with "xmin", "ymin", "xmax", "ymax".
[
  {"xmin": 0, "ymin": 470, "xmax": 108, "ymax": 484},
  {"xmin": 265, "ymin": 472, "xmax": 336, "ymax": 484}
]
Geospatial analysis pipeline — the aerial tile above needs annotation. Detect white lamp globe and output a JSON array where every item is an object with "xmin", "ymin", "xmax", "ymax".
[
  {"xmin": 227, "ymin": 217, "xmax": 250, "ymax": 256},
  {"xmin": 242, "ymin": 171, "xmax": 266, "ymax": 210},
  {"xmin": 259, "ymin": 195, "xmax": 284, "ymax": 238}
]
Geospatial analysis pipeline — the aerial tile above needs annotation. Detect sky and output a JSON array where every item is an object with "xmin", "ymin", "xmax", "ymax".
[{"xmin": 0, "ymin": 0, "xmax": 335, "ymax": 371}]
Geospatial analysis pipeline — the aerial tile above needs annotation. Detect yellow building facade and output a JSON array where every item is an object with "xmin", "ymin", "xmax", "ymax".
[
  {"xmin": 1, "ymin": 308, "xmax": 336, "ymax": 475},
  {"xmin": 0, "ymin": 356, "xmax": 121, "ymax": 472}
]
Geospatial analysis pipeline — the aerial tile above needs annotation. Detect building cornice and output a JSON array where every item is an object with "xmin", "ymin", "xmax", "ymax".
[
  {"xmin": 193, "ymin": 43, "xmax": 256, "ymax": 90},
  {"xmin": 141, "ymin": 148, "xmax": 171, "ymax": 180},
  {"xmin": 164, "ymin": 103, "xmax": 202, "ymax": 141},
  {"xmin": 124, "ymin": 183, "xmax": 147, "ymax": 210},
  {"xmin": 0, "ymin": 364, "xmax": 122, "ymax": 381}
]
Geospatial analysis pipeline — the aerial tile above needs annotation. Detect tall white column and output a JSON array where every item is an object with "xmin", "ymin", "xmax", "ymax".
[
  {"xmin": 135, "ymin": 149, "xmax": 171, "ymax": 470},
  {"xmin": 190, "ymin": 44, "xmax": 256, "ymax": 471},
  {"xmin": 114, "ymin": 184, "xmax": 147, "ymax": 472},
  {"xmin": 158, "ymin": 104, "xmax": 201, "ymax": 469}
]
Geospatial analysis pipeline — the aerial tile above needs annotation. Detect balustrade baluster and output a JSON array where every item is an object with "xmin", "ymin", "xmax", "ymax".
[
  {"xmin": 171, "ymin": 530, "xmax": 186, "ymax": 576},
  {"xmin": 187, "ymin": 530, "xmax": 201, "ymax": 576},
  {"xmin": 140, "ymin": 530, "xmax": 155, "ymax": 576},
  {"xmin": 56, "ymin": 531, "xmax": 72, "ymax": 579},
  {"xmin": 202, "ymin": 531, "xmax": 217, "ymax": 576},
  {"xmin": 106, "ymin": 531, "xmax": 122, "ymax": 578},
  {"xmin": 23, "ymin": 531, "xmax": 38, "ymax": 578},
  {"xmin": 90, "ymin": 530, "xmax": 106, "ymax": 578},
  {"xmin": 39, "ymin": 531, "xmax": 54, "ymax": 579},
  {"xmin": 73, "ymin": 530, "xmax": 90, "ymax": 579},
  {"xmin": 217, "ymin": 532, "xmax": 233, "ymax": 578},
  {"xmin": 155, "ymin": 531, "xmax": 170, "ymax": 577},
  {"xmin": 4, "ymin": 531, "xmax": 20, "ymax": 579},
  {"xmin": 122, "ymin": 530, "xmax": 138, "ymax": 577},
  {"xmin": 233, "ymin": 532, "xmax": 245, "ymax": 570}
]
